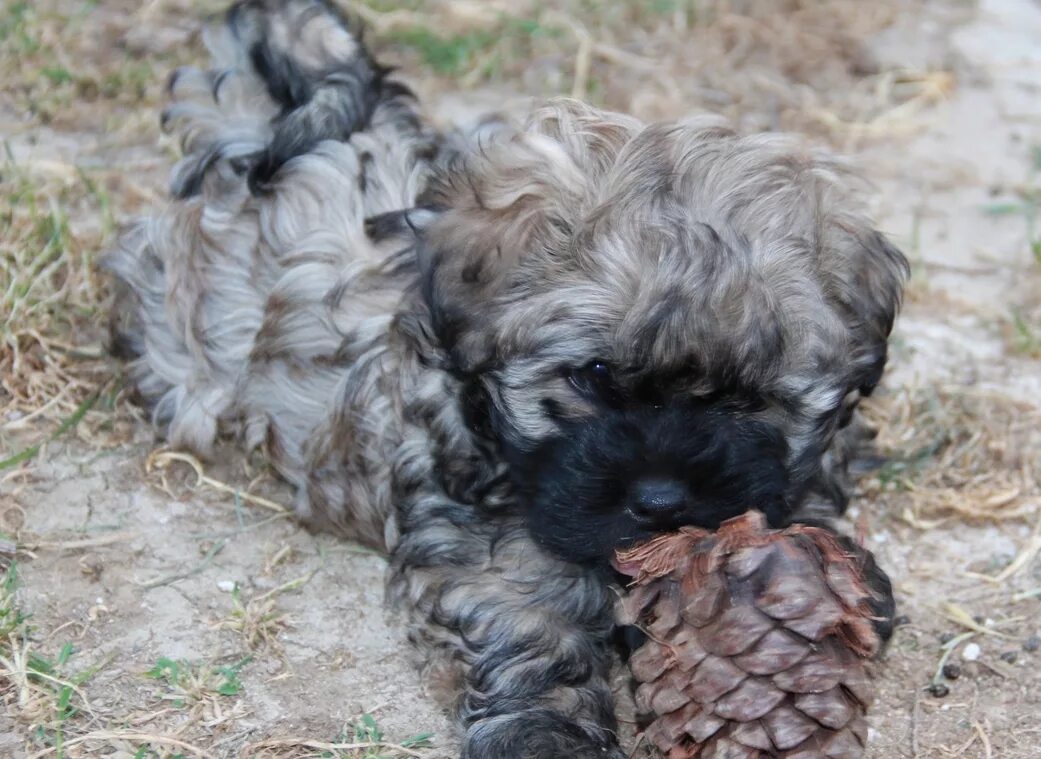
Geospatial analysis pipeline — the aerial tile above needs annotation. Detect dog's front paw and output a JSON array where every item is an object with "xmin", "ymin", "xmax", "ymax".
[{"xmin": 463, "ymin": 710, "xmax": 625, "ymax": 759}]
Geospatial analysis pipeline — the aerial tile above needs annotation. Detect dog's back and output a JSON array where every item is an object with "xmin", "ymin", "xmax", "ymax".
[{"xmin": 104, "ymin": 0, "xmax": 436, "ymax": 541}]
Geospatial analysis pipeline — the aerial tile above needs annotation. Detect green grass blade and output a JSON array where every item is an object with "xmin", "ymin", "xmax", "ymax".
[{"xmin": 0, "ymin": 390, "xmax": 99, "ymax": 470}]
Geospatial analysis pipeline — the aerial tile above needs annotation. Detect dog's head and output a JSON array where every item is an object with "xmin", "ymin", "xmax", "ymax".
[{"xmin": 406, "ymin": 100, "xmax": 907, "ymax": 563}]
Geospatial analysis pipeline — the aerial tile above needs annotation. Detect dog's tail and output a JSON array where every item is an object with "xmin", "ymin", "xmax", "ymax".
[
  {"xmin": 164, "ymin": 0, "xmax": 414, "ymax": 198},
  {"xmin": 104, "ymin": 0, "xmax": 434, "ymax": 478}
]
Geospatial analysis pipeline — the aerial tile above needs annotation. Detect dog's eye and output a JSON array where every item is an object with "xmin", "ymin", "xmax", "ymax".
[
  {"xmin": 567, "ymin": 360, "xmax": 620, "ymax": 404},
  {"xmin": 587, "ymin": 360, "xmax": 611, "ymax": 383}
]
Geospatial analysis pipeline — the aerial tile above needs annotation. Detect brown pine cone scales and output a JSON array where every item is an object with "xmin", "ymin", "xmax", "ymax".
[{"xmin": 615, "ymin": 511, "xmax": 886, "ymax": 759}]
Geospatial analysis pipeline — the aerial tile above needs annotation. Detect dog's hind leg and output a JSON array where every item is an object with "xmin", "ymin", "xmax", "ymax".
[{"xmin": 103, "ymin": 0, "xmax": 433, "ymax": 463}]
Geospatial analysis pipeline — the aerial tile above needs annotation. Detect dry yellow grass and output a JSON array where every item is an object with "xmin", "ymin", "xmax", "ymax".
[{"xmin": 863, "ymin": 385, "xmax": 1041, "ymax": 526}]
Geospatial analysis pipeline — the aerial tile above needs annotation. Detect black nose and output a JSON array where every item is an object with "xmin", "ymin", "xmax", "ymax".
[{"xmin": 629, "ymin": 478, "xmax": 690, "ymax": 523}]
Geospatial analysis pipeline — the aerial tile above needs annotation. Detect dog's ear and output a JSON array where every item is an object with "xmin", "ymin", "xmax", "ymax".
[
  {"xmin": 416, "ymin": 100, "xmax": 641, "ymax": 372},
  {"xmin": 820, "ymin": 216, "xmax": 909, "ymax": 397}
]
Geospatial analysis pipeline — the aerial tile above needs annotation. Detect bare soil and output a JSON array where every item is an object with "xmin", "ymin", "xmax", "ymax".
[{"xmin": 2, "ymin": 1, "xmax": 1040, "ymax": 758}]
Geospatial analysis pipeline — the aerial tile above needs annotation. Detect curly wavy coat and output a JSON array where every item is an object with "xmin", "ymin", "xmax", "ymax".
[{"xmin": 105, "ymin": 2, "xmax": 906, "ymax": 756}]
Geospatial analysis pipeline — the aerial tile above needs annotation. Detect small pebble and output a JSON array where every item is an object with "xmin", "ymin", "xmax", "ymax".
[
  {"xmin": 217, "ymin": 580, "xmax": 237, "ymax": 592},
  {"xmin": 1000, "ymin": 651, "xmax": 1018, "ymax": 664},
  {"xmin": 1023, "ymin": 635, "xmax": 1041, "ymax": 653},
  {"xmin": 973, "ymin": 615, "xmax": 986, "ymax": 626},
  {"xmin": 962, "ymin": 643, "xmax": 981, "ymax": 662},
  {"xmin": 939, "ymin": 632, "xmax": 956, "ymax": 645},
  {"xmin": 928, "ymin": 683, "xmax": 950, "ymax": 698},
  {"xmin": 894, "ymin": 615, "xmax": 911, "ymax": 627},
  {"xmin": 942, "ymin": 663, "xmax": 962, "ymax": 680}
]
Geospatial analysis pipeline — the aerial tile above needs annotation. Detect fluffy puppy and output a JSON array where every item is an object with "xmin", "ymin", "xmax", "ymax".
[{"xmin": 105, "ymin": 2, "xmax": 907, "ymax": 757}]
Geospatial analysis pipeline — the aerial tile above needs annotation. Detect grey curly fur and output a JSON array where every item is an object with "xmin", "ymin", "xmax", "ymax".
[{"xmin": 104, "ymin": 2, "xmax": 907, "ymax": 757}]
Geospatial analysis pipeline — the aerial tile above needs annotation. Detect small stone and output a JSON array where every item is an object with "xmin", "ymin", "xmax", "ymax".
[
  {"xmin": 962, "ymin": 643, "xmax": 981, "ymax": 662},
  {"xmin": 1023, "ymin": 636, "xmax": 1041, "ymax": 653},
  {"xmin": 928, "ymin": 683, "xmax": 950, "ymax": 698},
  {"xmin": 973, "ymin": 615, "xmax": 985, "ymax": 626},
  {"xmin": 942, "ymin": 663, "xmax": 961, "ymax": 680},
  {"xmin": 78, "ymin": 555, "xmax": 104, "ymax": 580},
  {"xmin": 217, "ymin": 580, "xmax": 237, "ymax": 592},
  {"xmin": 939, "ymin": 632, "xmax": 956, "ymax": 645},
  {"xmin": 893, "ymin": 615, "xmax": 911, "ymax": 627},
  {"xmin": 1000, "ymin": 651, "xmax": 1018, "ymax": 664}
]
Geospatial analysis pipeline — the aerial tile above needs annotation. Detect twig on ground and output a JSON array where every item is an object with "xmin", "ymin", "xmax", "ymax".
[
  {"xmin": 240, "ymin": 737, "xmax": 429, "ymax": 757},
  {"xmin": 146, "ymin": 449, "xmax": 290, "ymax": 515},
  {"xmin": 940, "ymin": 603, "xmax": 1010, "ymax": 638},
  {"xmin": 21, "ymin": 531, "xmax": 138, "ymax": 552},
  {"xmin": 27, "ymin": 730, "xmax": 217, "ymax": 759},
  {"xmin": 137, "ymin": 538, "xmax": 227, "ymax": 589}
]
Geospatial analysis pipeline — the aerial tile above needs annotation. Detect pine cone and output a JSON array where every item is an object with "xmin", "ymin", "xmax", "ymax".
[{"xmin": 615, "ymin": 511, "xmax": 885, "ymax": 759}]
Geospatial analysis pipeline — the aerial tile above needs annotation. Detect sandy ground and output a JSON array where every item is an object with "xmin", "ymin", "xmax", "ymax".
[{"xmin": 2, "ymin": 1, "xmax": 1041, "ymax": 757}]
